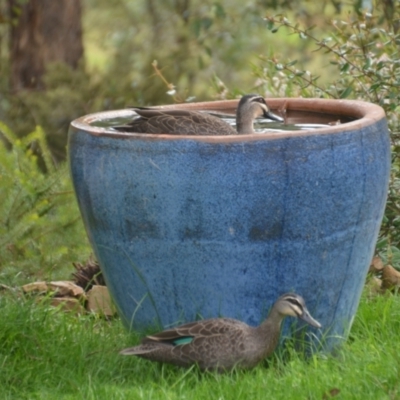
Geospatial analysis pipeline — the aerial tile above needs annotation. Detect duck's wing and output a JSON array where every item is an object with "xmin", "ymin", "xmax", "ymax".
[
  {"xmin": 120, "ymin": 318, "xmax": 250, "ymax": 370},
  {"xmin": 114, "ymin": 108, "xmax": 236, "ymax": 135},
  {"xmin": 142, "ymin": 317, "xmax": 247, "ymax": 345}
]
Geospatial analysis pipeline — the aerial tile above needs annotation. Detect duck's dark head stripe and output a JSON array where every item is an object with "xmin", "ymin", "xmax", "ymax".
[
  {"xmin": 252, "ymin": 96, "xmax": 267, "ymax": 104},
  {"xmin": 283, "ymin": 296, "xmax": 304, "ymax": 317}
]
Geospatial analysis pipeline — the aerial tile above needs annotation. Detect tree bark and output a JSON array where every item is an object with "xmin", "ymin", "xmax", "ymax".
[{"xmin": 8, "ymin": 0, "xmax": 83, "ymax": 92}]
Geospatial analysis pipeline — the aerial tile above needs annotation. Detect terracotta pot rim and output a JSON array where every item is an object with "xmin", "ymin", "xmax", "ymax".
[{"xmin": 70, "ymin": 98, "xmax": 386, "ymax": 142}]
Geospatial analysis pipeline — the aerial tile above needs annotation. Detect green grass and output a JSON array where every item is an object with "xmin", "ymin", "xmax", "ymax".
[{"xmin": 1, "ymin": 290, "xmax": 399, "ymax": 399}]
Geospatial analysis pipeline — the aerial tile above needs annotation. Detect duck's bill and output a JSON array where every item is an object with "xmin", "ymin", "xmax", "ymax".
[
  {"xmin": 265, "ymin": 111, "xmax": 284, "ymax": 122},
  {"xmin": 300, "ymin": 309, "xmax": 322, "ymax": 329}
]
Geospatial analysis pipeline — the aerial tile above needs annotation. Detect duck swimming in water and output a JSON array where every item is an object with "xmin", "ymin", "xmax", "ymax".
[{"xmin": 113, "ymin": 94, "xmax": 283, "ymax": 135}]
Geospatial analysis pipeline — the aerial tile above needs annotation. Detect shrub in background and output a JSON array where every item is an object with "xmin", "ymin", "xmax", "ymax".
[
  {"xmin": 0, "ymin": 122, "xmax": 89, "ymax": 283},
  {"xmin": 254, "ymin": 8, "xmax": 400, "ymax": 261}
]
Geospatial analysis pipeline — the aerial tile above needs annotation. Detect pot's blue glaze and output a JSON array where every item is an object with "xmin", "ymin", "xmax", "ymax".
[{"xmin": 68, "ymin": 100, "xmax": 390, "ymax": 350}]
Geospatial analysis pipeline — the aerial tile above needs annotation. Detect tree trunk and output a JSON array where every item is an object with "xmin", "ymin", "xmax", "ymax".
[{"xmin": 8, "ymin": 0, "xmax": 83, "ymax": 92}]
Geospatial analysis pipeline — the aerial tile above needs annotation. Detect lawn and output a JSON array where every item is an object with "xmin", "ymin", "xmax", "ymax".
[{"xmin": 1, "ymin": 288, "xmax": 399, "ymax": 399}]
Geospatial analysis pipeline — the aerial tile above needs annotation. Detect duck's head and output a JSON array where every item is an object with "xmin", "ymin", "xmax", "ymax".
[
  {"xmin": 274, "ymin": 293, "xmax": 321, "ymax": 328},
  {"xmin": 237, "ymin": 94, "xmax": 283, "ymax": 122}
]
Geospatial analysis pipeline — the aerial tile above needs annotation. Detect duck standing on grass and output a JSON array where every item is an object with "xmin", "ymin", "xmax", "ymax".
[
  {"xmin": 113, "ymin": 94, "xmax": 283, "ymax": 135},
  {"xmin": 120, "ymin": 293, "xmax": 321, "ymax": 372}
]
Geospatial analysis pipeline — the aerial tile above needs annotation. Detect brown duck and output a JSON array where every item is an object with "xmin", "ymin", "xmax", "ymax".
[
  {"xmin": 113, "ymin": 94, "xmax": 283, "ymax": 135},
  {"xmin": 120, "ymin": 293, "xmax": 321, "ymax": 372}
]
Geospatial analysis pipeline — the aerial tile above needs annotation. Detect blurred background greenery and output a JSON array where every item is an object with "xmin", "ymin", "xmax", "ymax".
[
  {"xmin": 1, "ymin": 0, "xmax": 372, "ymax": 161},
  {"xmin": 1, "ymin": 0, "xmax": 400, "ymax": 284}
]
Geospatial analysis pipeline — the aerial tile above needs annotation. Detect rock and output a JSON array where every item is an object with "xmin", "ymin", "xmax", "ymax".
[
  {"xmin": 86, "ymin": 285, "xmax": 115, "ymax": 317},
  {"xmin": 381, "ymin": 265, "xmax": 400, "ymax": 291},
  {"xmin": 22, "ymin": 281, "xmax": 49, "ymax": 294},
  {"xmin": 369, "ymin": 256, "xmax": 384, "ymax": 274},
  {"xmin": 48, "ymin": 281, "xmax": 86, "ymax": 299}
]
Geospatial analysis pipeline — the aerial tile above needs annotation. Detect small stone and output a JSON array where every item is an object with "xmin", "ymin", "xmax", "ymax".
[
  {"xmin": 381, "ymin": 265, "xmax": 400, "ymax": 291},
  {"xmin": 369, "ymin": 256, "xmax": 384, "ymax": 274},
  {"xmin": 87, "ymin": 285, "xmax": 115, "ymax": 317},
  {"xmin": 48, "ymin": 281, "xmax": 85, "ymax": 298},
  {"xmin": 22, "ymin": 281, "xmax": 48, "ymax": 294}
]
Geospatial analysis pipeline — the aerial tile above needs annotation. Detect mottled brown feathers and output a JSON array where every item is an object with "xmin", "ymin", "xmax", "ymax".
[
  {"xmin": 120, "ymin": 293, "xmax": 321, "ymax": 372},
  {"xmin": 124, "ymin": 109, "xmax": 236, "ymax": 135}
]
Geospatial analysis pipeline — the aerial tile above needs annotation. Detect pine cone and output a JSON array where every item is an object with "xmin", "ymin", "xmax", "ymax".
[{"xmin": 72, "ymin": 257, "xmax": 105, "ymax": 291}]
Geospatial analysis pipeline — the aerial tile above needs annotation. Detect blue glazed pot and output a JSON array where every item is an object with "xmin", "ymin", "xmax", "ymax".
[{"xmin": 68, "ymin": 98, "xmax": 390, "ymax": 349}]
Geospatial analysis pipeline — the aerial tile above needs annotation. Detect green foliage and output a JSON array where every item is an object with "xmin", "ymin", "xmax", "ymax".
[
  {"xmin": 83, "ymin": 0, "xmax": 275, "ymax": 101},
  {"xmin": 0, "ymin": 122, "xmax": 90, "ymax": 283},
  {"xmin": 3, "ymin": 0, "xmax": 284, "ymax": 161},
  {"xmin": 0, "ymin": 291, "xmax": 399, "ymax": 398},
  {"xmin": 2, "ymin": 1, "xmax": 381, "ymax": 161},
  {"xmin": 263, "ymin": 11, "xmax": 400, "ymax": 122},
  {"xmin": 257, "ymin": 8, "xmax": 400, "ymax": 254},
  {"xmin": 2, "ymin": 63, "xmax": 106, "ymax": 161}
]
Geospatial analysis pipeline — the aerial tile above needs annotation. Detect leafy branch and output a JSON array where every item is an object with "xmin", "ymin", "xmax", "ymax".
[{"xmin": 260, "ymin": 10, "xmax": 400, "ymax": 249}]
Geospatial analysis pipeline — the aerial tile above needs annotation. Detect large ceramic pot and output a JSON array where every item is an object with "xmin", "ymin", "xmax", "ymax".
[{"xmin": 68, "ymin": 98, "xmax": 390, "ymax": 349}]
